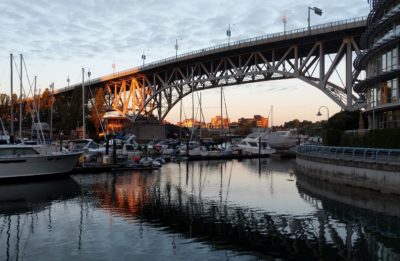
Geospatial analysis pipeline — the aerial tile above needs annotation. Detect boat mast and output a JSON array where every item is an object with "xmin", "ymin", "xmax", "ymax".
[
  {"xmin": 271, "ymin": 105, "xmax": 273, "ymax": 130},
  {"xmin": 19, "ymin": 54, "xmax": 22, "ymax": 139},
  {"xmin": 82, "ymin": 68, "xmax": 86, "ymax": 139},
  {"xmin": 10, "ymin": 53, "xmax": 14, "ymax": 137},
  {"xmin": 191, "ymin": 66, "xmax": 194, "ymax": 137},
  {"xmin": 179, "ymin": 98, "xmax": 182, "ymax": 141},
  {"xmin": 50, "ymin": 82, "xmax": 54, "ymax": 139},
  {"xmin": 220, "ymin": 85, "xmax": 223, "ymax": 136}
]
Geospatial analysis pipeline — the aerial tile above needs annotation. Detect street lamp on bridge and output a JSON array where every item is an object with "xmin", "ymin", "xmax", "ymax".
[
  {"xmin": 142, "ymin": 49, "xmax": 149, "ymax": 66},
  {"xmin": 226, "ymin": 24, "xmax": 235, "ymax": 45},
  {"xmin": 317, "ymin": 106, "xmax": 330, "ymax": 121},
  {"xmin": 141, "ymin": 52, "xmax": 146, "ymax": 66},
  {"xmin": 175, "ymin": 38, "xmax": 182, "ymax": 59},
  {"xmin": 308, "ymin": 6, "xmax": 323, "ymax": 31}
]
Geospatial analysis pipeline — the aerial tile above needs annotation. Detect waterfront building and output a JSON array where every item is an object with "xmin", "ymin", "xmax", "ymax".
[
  {"xmin": 209, "ymin": 115, "xmax": 230, "ymax": 129},
  {"xmin": 354, "ymin": 0, "xmax": 400, "ymax": 128},
  {"xmin": 237, "ymin": 115, "xmax": 269, "ymax": 128},
  {"xmin": 178, "ymin": 118, "xmax": 204, "ymax": 128}
]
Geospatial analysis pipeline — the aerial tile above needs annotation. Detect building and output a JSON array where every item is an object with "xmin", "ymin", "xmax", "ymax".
[
  {"xmin": 178, "ymin": 118, "xmax": 205, "ymax": 128},
  {"xmin": 354, "ymin": 0, "xmax": 400, "ymax": 128},
  {"xmin": 238, "ymin": 115, "xmax": 269, "ymax": 128},
  {"xmin": 209, "ymin": 116, "xmax": 230, "ymax": 129},
  {"xmin": 254, "ymin": 115, "xmax": 269, "ymax": 128}
]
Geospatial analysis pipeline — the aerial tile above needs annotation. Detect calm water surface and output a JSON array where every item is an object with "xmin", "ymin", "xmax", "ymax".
[{"xmin": 1, "ymin": 158, "xmax": 400, "ymax": 260}]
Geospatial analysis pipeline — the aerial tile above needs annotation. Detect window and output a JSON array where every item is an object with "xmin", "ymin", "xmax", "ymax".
[
  {"xmin": 387, "ymin": 79, "xmax": 393, "ymax": 103},
  {"xmin": 392, "ymin": 78, "xmax": 399, "ymax": 102}
]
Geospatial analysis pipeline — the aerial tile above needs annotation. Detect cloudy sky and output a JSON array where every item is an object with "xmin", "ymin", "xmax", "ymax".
[{"xmin": 0, "ymin": 0, "xmax": 370, "ymax": 125}]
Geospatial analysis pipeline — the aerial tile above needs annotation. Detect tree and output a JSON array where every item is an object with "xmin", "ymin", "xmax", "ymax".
[
  {"xmin": 91, "ymin": 88, "xmax": 106, "ymax": 134},
  {"xmin": 326, "ymin": 111, "xmax": 360, "ymax": 130},
  {"xmin": 0, "ymin": 93, "xmax": 10, "ymax": 123}
]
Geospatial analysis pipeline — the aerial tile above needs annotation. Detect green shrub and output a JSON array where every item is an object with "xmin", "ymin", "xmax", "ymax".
[
  {"xmin": 338, "ymin": 129, "xmax": 400, "ymax": 148},
  {"xmin": 322, "ymin": 129, "xmax": 343, "ymax": 146}
]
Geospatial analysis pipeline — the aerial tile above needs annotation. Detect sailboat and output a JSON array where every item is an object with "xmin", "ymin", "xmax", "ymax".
[{"xmin": 0, "ymin": 54, "xmax": 81, "ymax": 179}]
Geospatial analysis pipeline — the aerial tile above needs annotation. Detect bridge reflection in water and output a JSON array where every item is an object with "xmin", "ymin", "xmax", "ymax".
[
  {"xmin": 80, "ymin": 160, "xmax": 400, "ymax": 260},
  {"xmin": 1, "ymin": 160, "xmax": 400, "ymax": 260}
]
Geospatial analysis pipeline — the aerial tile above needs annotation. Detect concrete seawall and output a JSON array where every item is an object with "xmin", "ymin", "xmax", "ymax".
[{"xmin": 296, "ymin": 154, "xmax": 400, "ymax": 195}]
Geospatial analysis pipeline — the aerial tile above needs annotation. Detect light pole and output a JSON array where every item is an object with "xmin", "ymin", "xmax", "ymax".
[
  {"xmin": 226, "ymin": 24, "xmax": 235, "ymax": 45},
  {"xmin": 175, "ymin": 38, "xmax": 182, "ymax": 59},
  {"xmin": 141, "ymin": 52, "xmax": 146, "ymax": 66},
  {"xmin": 141, "ymin": 49, "xmax": 149, "ymax": 66},
  {"xmin": 317, "ymin": 106, "xmax": 329, "ymax": 121},
  {"xmin": 308, "ymin": 6, "xmax": 323, "ymax": 31},
  {"xmin": 67, "ymin": 76, "xmax": 70, "ymax": 89}
]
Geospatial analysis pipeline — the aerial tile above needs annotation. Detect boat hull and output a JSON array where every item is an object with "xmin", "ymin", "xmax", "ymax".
[{"xmin": 0, "ymin": 153, "xmax": 81, "ymax": 179}]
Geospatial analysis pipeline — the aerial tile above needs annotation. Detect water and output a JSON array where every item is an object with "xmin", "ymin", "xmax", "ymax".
[{"xmin": 1, "ymin": 159, "xmax": 400, "ymax": 260}]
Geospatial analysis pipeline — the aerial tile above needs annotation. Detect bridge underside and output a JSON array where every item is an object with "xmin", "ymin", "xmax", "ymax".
[{"xmin": 99, "ymin": 35, "xmax": 364, "ymax": 121}]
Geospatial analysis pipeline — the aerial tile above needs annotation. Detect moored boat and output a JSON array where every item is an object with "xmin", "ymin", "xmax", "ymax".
[{"xmin": 0, "ymin": 145, "xmax": 81, "ymax": 179}]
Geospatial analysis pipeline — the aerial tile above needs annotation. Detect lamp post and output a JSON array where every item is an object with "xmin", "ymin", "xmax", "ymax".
[
  {"xmin": 227, "ymin": 24, "xmax": 235, "ymax": 45},
  {"xmin": 308, "ymin": 6, "xmax": 323, "ymax": 31},
  {"xmin": 141, "ymin": 49, "xmax": 149, "ymax": 66},
  {"xmin": 141, "ymin": 52, "xmax": 146, "ymax": 66},
  {"xmin": 175, "ymin": 38, "xmax": 182, "ymax": 59},
  {"xmin": 317, "ymin": 106, "xmax": 329, "ymax": 121},
  {"xmin": 67, "ymin": 76, "xmax": 70, "ymax": 89}
]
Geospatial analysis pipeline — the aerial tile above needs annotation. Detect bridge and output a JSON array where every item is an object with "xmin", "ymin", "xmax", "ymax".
[{"xmin": 55, "ymin": 17, "xmax": 367, "ymax": 122}]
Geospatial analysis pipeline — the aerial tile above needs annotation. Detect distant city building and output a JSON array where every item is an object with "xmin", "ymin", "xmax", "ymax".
[
  {"xmin": 209, "ymin": 116, "xmax": 230, "ymax": 128},
  {"xmin": 238, "ymin": 115, "xmax": 269, "ymax": 128},
  {"xmin": 354, "ymin": 0, "xmax": 400, "ymax": 128},
  {"xmin": 178, "ymin": 119, "xmax": 205, "ymax": 128}
]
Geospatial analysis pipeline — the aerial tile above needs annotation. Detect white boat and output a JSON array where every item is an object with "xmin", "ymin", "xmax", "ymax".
[
  {"xmin": 267, "ymin": 129, "xmax": 299, "ymax": 149},
  {"xmin": 0, "ymin": 145, "xmax": 81, "ymax": 179},
  {"xmin": 237, "ymin": 130, "xmax": 276, "ymax": 155},
  {"xmin": 179, "ymin": 141, "xmax": 208, "ymax": 156},
  {"xmin": 66, "ymin": 139, "xmax": 105, "ymax": 161}
]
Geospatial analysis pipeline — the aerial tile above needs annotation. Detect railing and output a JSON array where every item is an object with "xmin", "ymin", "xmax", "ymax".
[
  {"xmin": 297, "ymin": 144, "xmax": 400, "ymax": 165},
  {"xmin": 58, "ymin": 16, "xmax": 367, "ymax": 92}
]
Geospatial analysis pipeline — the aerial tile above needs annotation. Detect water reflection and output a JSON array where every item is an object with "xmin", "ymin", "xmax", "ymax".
[
  {"xmin": 297, "ymin": 174, "xmax": 400, "ymax": 260},
  {"xmin": 0, "ymin": 177, "xmax": 80, "ymax": 261},
  {"xmin": 80, "ymin": 159, "xmax": 384, "ymax": 259},
  {"xmin": 1, "ymin": 160, "xmax": 400, "ymax": 260}
]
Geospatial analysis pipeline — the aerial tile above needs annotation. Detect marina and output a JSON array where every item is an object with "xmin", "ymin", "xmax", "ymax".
[{"xmin": 1, "ymin": 0, "xmax": 400, "ymax": 259}]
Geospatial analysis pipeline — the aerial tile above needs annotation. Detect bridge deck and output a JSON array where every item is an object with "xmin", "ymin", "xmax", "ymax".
[{"xmin": 55, "ymin": 16, "xmax": 367, "ymax": 94}]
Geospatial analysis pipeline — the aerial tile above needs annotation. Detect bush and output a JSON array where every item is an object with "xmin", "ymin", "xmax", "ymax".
[
  {"xmin": 322, "ymin": 129, "xmax": 343, "ymax": 146},
  {"xmin": 368, "ymin": 129, "xmax": 400, "ymax": 148},
  {"xmin": 338, "ymin": 129, "xmax": 400, "ymax": 149}
]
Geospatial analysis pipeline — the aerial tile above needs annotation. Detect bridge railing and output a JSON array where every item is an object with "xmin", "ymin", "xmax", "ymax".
[
  {"xmin": 59, "ymin": 16, "xmax": 367, "ymax": 92},
  {"xmin": 297, "ymin": 144, "xmax": 400, "ymax": 165}
]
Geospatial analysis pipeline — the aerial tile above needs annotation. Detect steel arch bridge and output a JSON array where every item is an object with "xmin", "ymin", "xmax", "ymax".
[{"xmin": 55, "ymin": 17, "xmax": 367, "ymax": 122}]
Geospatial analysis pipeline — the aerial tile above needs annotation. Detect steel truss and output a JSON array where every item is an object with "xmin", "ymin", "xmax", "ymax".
[{"xmin": 102, "ymin": 36, "xmax": 364, "ymax": 121}]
